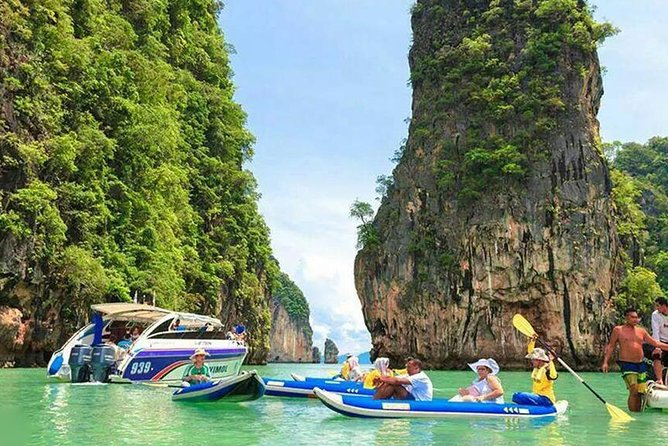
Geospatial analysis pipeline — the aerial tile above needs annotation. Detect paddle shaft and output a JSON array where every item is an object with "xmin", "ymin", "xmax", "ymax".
[{"xmin": 534, "ymin": 336, "xmax": 608, "ymax": 405}]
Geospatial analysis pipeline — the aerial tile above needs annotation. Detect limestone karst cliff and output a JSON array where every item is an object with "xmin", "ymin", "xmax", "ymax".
[
  {"xmin": 267, "ymin": 296, "xmax": 313, "ymax": 362},
  {"xmin": 354, "ymin": 0, "xmax": 622, "ymax": 369},
  {"xmin": 324, "ymin": 338, "xmax": 339, "ymax": 364}
]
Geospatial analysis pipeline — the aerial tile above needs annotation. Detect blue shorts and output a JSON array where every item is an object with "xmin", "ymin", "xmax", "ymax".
[{"xmin": 512, "ymin": 392, "xmax": 554, "ymax": 407}]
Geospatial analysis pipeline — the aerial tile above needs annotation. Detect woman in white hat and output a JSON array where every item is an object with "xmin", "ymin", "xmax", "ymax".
[
  {"xmin": 458, "ymin": 358, "xmax": 504, "ymax": 403},
  {"xmin": 181, "ymin": 348, "xmax": 212, "ymax": 387}
]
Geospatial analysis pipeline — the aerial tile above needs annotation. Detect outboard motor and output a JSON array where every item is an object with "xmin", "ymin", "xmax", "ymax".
[
  {"xmin": 68, "ymin": 345, "xmax": 92, "ymax": 383},
  {"xmin": 91, "ymin": 345, "xmax": 116, "ymax": 382}
]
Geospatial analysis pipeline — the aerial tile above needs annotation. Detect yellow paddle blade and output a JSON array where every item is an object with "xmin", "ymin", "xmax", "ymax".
[
  {"xmin": 606, "ymin": 403, "xmax": 635, "ymax": 422},
  {"xmin": 512, "ymin": 314, "xmax": 536, "ymax": 338}
]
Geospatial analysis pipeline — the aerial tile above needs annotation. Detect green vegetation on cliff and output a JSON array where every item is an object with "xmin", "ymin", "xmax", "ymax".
[
  {"xmin": 409, "ymin": 0, "xmax": 616, "ymax": 202},
  {"xmin": 273, "ymin": 271, "xmax": 312, "ymax": 338},
  {"xmin": 606, "ymin": 138, "xmax": 668, "ymax": 315},
  {"xmin": 0, "ymin": 0, "xmax": 276, "ymax": 358}
]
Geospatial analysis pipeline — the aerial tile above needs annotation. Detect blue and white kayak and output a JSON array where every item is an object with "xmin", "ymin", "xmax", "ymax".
[
  {"xmin": 263, "ymin": 377, "xmax": 373, "ymax": 398},
  {"xmin": 172, "ymin": 371, "xmax": 265, "ymax": 402},
  {"xmin": 314, "ymin": 388, "xmax": 568, "ymax": 418},
  {"xmin": 290, "ymin": 373, "xmax": 343, "ymax": 382}
]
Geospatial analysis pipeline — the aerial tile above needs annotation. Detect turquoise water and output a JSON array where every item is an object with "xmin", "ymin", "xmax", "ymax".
[{"xmin": 1, "ymin": 364, "xmax": 666, "ymax": 445}]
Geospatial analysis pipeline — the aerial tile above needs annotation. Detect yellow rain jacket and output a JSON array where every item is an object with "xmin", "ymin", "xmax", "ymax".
[
  {"xmin": 528, "ymin": 340, "xmax": 558, "ymax": 403},
  {"xmin": 362, "ymin": 368, "xmax": 405, "ymax": 389}
]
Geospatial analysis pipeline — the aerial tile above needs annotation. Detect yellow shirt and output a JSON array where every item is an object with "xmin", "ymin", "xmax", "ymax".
[
  {"xmin": 362, "ymin": 369, "xmax": 403, "ymax": 388},
  {"xmin": 340, "ymin": 362, "xmax": 350, "ymax": 380},
  {"xmin": 528, "ymin": 340, "xmax": 558, "ymax": 403}
]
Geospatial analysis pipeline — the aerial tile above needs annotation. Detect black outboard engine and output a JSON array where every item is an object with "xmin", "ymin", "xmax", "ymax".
[
  {"xmin": 91, "ymin": 345, "xmax": 117, "ymax": 382},
  {"xmin": 68, "ymin": 345, "xmax": 93, "ymax": 383}
]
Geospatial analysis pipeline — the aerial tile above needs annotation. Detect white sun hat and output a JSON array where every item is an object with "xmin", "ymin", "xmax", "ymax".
[{"xmin": 467, "ymin": 358, "xmax": 500, "ymax": 375}]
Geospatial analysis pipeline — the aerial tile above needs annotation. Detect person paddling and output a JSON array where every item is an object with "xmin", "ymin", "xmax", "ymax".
[
  {"xmin": 602, "ymin": 307, "xmax": 668, "ymax": 412},
  {"xmin": 512, "ymin": 336, "xmax": 558, "ymax": 407}
]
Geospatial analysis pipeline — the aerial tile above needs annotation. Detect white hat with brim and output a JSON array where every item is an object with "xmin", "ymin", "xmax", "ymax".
[
  {"xmin": 190, "ymin": 348, "xmax": 210, "ymax": 359},
  {"xmin": 467, "ymin": 358, "xmax": 500, "ymax": 375},
  {"xmin": 525, "ymin": 348, "xmax": 550, "ymax": 362}
]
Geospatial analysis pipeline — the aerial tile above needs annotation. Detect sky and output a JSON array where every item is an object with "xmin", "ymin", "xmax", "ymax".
[{"xmin": 219, "ymin": 1, "xmax": 668, "ymax": 356}]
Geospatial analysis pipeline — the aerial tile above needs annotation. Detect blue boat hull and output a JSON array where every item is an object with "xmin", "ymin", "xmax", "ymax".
[
  {"xmin": 172, "ymin": 371, "xmax": 265, "ymax": 402},
  {"xmin": 314, "ymin": 388, "xmax": 568, "ymax": 418},
  {"xmin": 263, "ymin": 377, "xmax": 373, "ymax": 398}
]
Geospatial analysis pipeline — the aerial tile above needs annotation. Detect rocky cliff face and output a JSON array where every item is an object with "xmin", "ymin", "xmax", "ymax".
[
  {"xmin": 324, "ymin": 338, "xmax": 339, "ymax": 364},
  {"xmin": 312, "ymin": 346, "xmax": 321, "ymax": 363},
  {"xmin": 267, "ymin": 296, "xmax": 313, "ymax": 362},
  {"xmin": 355, "ymin": 0, "xmax": 621, "ymax": 369}
]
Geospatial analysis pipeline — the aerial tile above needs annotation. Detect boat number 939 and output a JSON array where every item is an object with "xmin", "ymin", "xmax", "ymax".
[{"xmin": 129, "ymin": 361, "xmax": 152, "ymax": 375}]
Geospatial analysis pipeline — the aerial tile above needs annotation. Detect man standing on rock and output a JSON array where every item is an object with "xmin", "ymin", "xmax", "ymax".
[
  {"xmin": 601, "ymin": 308, "xmax": 668, "ymax": 411},
  {"xmin": 372, "ymin": 358, "xmax": 433, "ymax": 401}
]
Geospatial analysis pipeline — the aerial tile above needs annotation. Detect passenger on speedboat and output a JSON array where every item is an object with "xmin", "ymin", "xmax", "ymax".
[
  {"xmin": 105, "ymin": 335, "xmax": 127, "ymax": 361},
  {"xmin": 363, "ymin": 357, "xmax": 392, "ymax": 388},
  {"xmin": 458, "ymin": 358, "xmax": 504, "ymax": 403},
  {"xmin": 512, "ymin": 338, "xmax": 557, "ymax": 407},
  {"xmin": 347, "ymin": 356, "xmax": 364, "ymax": 382},
  {"xmin": 602, "ymin": 307, "xmax": 668, "ymax": 411},
  {"xmin": 181, "ymin": 348, "xmax": 212, "ymax": 387},
  {"xmin": 130, "ymin": 326, "xmax": 141, "ymax": 342},
  {"xmin": 117, "ymin": 333, "xmax": 133, "ymax": 350},
  {"xmin": 645, "ymin": 297, "xmax": 668, "ymax": 385},
  {"xmin": 373, "ymin": 358, "xmax": 433, "ymax": 401}
]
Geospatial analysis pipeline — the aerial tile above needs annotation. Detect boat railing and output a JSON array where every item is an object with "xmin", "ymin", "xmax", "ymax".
[{"xmin": 146, "ymin": 327, "xmax": 229, "ymax": 341}]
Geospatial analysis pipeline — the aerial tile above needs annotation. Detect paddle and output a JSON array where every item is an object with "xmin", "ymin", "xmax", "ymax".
[
  {"xmin": 139, "ymin": 381, "xmax": 184, "ymax": 389},
  {"xmin": 512, "ymin": 313, "xmax": 634, "ymax": 422}
]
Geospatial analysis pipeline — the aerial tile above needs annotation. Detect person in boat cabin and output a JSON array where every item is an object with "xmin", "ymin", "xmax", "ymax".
[
  {"xmin": 346, "ymin": 356, "xmax": 364, "ymax": 382},
  {"xmin": 226, "ymin": 327, "xmax": 236, "ymax": 340},
  {"xmin": 117, "ymin": 333, "xmax": 133, "ymax": 350},
  {"xmin": 363, "ymin": 357, "xmax": 393, "ymax": 388},
  {"xmin": 512, "ymin": 338, "xmax": 558, "ymax": 407},
  {"xmin": 372, "ymin": 358, "xmax": 433, "ymax": 401},
  {"xmin": 104, "ymin": 335, "xmax": 126, "ymax": 362},
  {"xmin": 130, "ymin": 326, "xmax": 141, "ymax": 341},
  {"xmin": 602, "ymin": 307, "xmax": 668, "ymax": 411},
  {"xmin": 644, "ymin": 297, "xmax": 668, "ymax": 385},
  {"xmin": 181, "ymin": 348, "xmax": 212, "ymax": 387},
  {"xmin": 458, "ymin": 358, "xmax": 504, "ymax": 403},
  {"xmin": 169, "ymin": 318, "xmax": 185, "ymax": 331}
]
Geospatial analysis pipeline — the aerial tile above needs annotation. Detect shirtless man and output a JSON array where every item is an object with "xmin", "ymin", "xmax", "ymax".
[{"xmin": 601, "ymin": 308, "xmax": 668, "ymax": 412}]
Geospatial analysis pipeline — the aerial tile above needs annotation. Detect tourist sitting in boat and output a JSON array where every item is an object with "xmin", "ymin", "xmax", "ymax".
[
  {"xmin": 130, "ymin": 326, "xmax": 141, "ymax": 342},
  {"xmin": 105, "ymin": 335, "xmax": 127, "ymax": 361},
  {"xmin": 181, "ymin": 348, "xmax": 212, "ymax": 387},
  {"xmin": 373, "ymin": 358, "xmax": 433, "ymax": 401},
  {"xmin": 363, "ymin": 357, "xmax": 392, "ymax": 388},
  {"xmin": 512, "ymin": 338, "xmax": 557, "ymax": 407},
  {"xmin": 169, "ymin": 318, "xmax": 186, "ymax": 331},
  {"xmin": 347, "ymin": 356, "xmax": 364, "ymax": 382},
  {"xmin": 117, "ymin": 333, "xmax": 133, "ymax": 350},
  {"xmin": 457, "ymin": 358, "xmax": 504, "ymax": 403}
]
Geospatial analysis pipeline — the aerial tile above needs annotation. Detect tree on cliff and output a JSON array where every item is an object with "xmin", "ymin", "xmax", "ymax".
[
  {"xmin": 0, "ymin": 0, "xmax": 276, "ymax": 363},
  {"xmin": 606, "ymin": 138, "xmax": 668, "ymax": 316}
]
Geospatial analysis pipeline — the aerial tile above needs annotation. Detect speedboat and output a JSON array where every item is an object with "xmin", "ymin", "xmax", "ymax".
[{"xmin": 46, "ymin": 303, "xmax": 246, "ymax": 383}]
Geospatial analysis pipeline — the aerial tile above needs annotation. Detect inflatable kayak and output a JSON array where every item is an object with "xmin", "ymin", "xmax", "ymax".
[
  {"xmin": 263, "ymin": 377, "xmax": 373, "ymax": 398},
  {"xmin": 314, "ymin": 388, "xmax": 568, "ymax": 418},
  {"xmin": 172, "ymin": 371, "xmax": 265, "ymax": 402},
  {"xmin": 647, "ymin": 382, "xmax": 668, "ymax": 409},
  {"xmin": 290, "ymin": 373, "xmax": 343, "ymax": 382}
]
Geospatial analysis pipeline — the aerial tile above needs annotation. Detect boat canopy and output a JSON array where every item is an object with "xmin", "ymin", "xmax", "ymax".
[{"xmin": 90, "ymin": 303, "xmax": 223, "ymax": 327}]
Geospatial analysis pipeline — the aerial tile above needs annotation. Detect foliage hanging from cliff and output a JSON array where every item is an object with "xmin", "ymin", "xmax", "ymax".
[
  {"xmin": 350, "ymin": 200, "xmax": 380, "ymax": 249},
  {"xmin": 406, "ymin": 0, "xmax": 616, "ymax": 202},
  {"xmin": 272, "ymin": 271, "xmax": 312, "ymax": 338},
  {"xmin": 0, "ymin": 0, "xmax": 276, "ymax": 350},
  {"xmin": 606, "ymin": 137, "xmax": 668, "ymax": 315}
]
